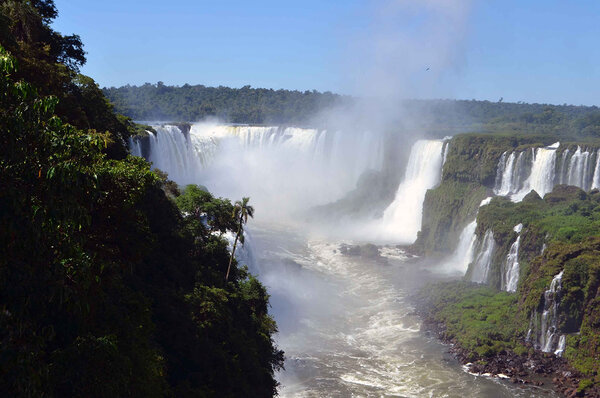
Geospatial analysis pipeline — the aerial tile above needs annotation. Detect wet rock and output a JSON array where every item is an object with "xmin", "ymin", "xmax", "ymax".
[
  {"xmin": 339, "ymin": 244, "xmax": 361, "ymax": 256},
  {"xmin": 339, "ymin": 243, "xmax": 388, "ymax": 263},
  {"xmin": 412, "ymin": 298, "xmax": 599, "ymax": 398}
]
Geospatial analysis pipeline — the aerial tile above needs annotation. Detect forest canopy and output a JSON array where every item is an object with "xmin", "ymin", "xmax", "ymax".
[
  {"xmin": 0, "ymin": 1, "xmax": 283, "ymax": 396},
  {"xmin": 104, "ymin": 82, "xmax": 600, "ymax": 139}
]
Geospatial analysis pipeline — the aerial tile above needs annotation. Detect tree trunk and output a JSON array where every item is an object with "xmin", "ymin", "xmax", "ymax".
[{"xmin": 225, "ymin": 221, "xmax": 242, "ymax": 281}]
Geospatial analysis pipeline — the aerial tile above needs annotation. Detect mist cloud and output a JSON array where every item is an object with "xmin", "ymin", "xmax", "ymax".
[{"xmin": 345, "ymin": 0, "xmax": 473, "ymax": 101}]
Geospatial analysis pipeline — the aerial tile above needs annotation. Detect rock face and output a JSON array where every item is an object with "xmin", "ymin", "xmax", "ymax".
[
  {"xmin": 415, "ymin": 136, "xmax": 600, "ymax": 258},
  {"xmin": 339, "ymin": 243, "xmax": 388, "ymax": 263},
  {"xmin": 413, "ymin": 134, "xmax": 600, "ymax": 395},
  {"xmin": 416, "ymin": 288, "xmax": 599, "ymax": 397},
  {"xmin": 414, "ymin": 134, "xmax": 558, "ymax": 256}
]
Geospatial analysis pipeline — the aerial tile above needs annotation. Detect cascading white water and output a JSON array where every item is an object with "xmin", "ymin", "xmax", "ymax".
[
  {"xmin": 495, "ymin": 145, "xmax": 558, "ymax": 201},
  {"xmin": 558, "ymin": 149, "xmax": 570, "ymax": 185},
  {"xmin": 503, "ymin": 223, "xmax": 523, "ymax": 292},
  {"xmin": 470, "ymin": 230, "xmax": 496, "ymax": 284},
  {"xmin": 494, "ymin": 152, "xmax": 528, "ymax": 196},
  {"xmin": 495, "ymin": 143, "xmax": 600, "ymax": 201},
  {"xmin": 554, "ymin": 335, "xmax": 566, "ymax": 357},
  {"xmin": 224, "ymin": 230, "xmax": 257, "ymax": 270},
  {"xmin": 494, "ymin": 144, "xmax": 550, "ymax": 201},
  {"xmin": 517, "ymin": 147, "xmax": 557, "ymax": 201},
  {"xmin": 539, "ymin": 270, "xmax": 564, "ymax": 353},
  {"xmin": 128, "ymin": 125, "xmax": 211, "ymax": 184},
  {"xmin": 494, "ymin": 152, "xmax": 514, "ymax": 196},
  {"xmin": 378, "ymin": 140, "xmax": 444, "ymax": 243},
  {"xmin": 442, "ymin": 141, "xmax": 450, "ymax": 166},
  {"xmin": 593, "ymin": 149, "xmax": 600, "ymax": 190},
  {"xmin": 130, "ymin": 123, "xmax": 390, "ymax": 222},
  {"xmin": 444, "ymin": 197, "xmax": 493, "ymax": 274},
  {"xmin": 566, "ymin": 146, "xmax": 592, "ymax": 191},
  {"xmin": 129, "ymin": 134, "xmax": 144, "ymax": 157},
  {"xmin": 444, "ymin": 220, "xmax": 477, "ymax": 273}
]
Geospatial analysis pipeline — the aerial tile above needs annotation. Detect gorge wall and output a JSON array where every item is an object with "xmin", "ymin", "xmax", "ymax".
[
  {"xmin": 413, "ymin": 133, "xmax": 600, "ymax": 392},
  {"xmin": 130, "ymin": 125, "xmax": 600, "ymax": 390}
]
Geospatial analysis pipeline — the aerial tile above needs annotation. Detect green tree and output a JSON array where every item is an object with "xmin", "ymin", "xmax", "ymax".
[{"xmin": 226, "ymin": 197, "xmax": 254, "ymax": 281}]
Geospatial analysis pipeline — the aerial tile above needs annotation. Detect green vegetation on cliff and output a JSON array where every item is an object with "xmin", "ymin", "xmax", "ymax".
[
  {"xmin": 415, "ymin": 134, "xmax": 557, "ymax": 255},
  {"xmin": 416, "ymin": 180, "xmax": 486, "ymax": 255},
  {"xmin": 0, "ymin": 2, "xmax": 283, "ymax": 396},
  {"xmin": 419, "ymin": 186, "xmax": 600, "ymax": 392},
  {"xmin": 416, "ymin": 282, "xmax": 522, "ymax": 359},
  {"xmin": 474, "ymin": 186, "xmax": 600, "ymax": 290}
]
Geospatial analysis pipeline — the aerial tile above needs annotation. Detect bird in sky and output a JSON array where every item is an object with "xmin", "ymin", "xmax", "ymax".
[{"xmin": 426, "ymin": 67, "xmax": 430, "ymax": 71}]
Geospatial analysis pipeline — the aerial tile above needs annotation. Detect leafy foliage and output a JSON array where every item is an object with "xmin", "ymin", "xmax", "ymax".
[
  {"xmin": 0, "ymin": 9, "xmax": 283, "ymax": 396},
  {"xmin": 0, "ymin": 0, "xmax": 149, "ymax": 158},
  {"xmin": 226, "ymin": 197, "xmax": 254, "ymax": 281}
]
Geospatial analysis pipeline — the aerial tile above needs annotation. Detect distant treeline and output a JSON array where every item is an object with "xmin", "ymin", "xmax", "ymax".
[
  {"xmin": 405, "ymin": 99, "xmax": 600, "ymax": 139},
  {"xmin": 104, "ymin": 82, "xmax": 600, "ymax": 139},
  {"xmin": 103, "ymin": 83, "xmax": 344, "ymax": 124}
]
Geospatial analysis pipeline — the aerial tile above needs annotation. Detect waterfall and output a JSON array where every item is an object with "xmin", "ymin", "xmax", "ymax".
[
  {"xmin": 379, "ymin": 140, "xmax": 444, "ymax": 243},
  {"xmin": 442, "ymin": 141, "xmax": 450, "ymax": 166},
  {"xmin": 470, "ymin": 230, "xmax": 496, "ymax": 284},
  {"xmin": 503, "ymin": 223, "xmax": 523, "ymax": 292},
  {"xmin": 554, "ymin": 335, "xmax": 566, "ymax": 357},
  {"xmin": 446, "ymin": 197, "xmax": 493, "ymax": 275},
  {"xmin": 593, "ymin": 149, "xmax": 600, "ymax": 190},
  {"xmin": 494, "ymin": 144, "xmax": 557, "ymax": 201},
  {"xmin": 556, "ymin": 146, "xmax": 597, "ymax": 191},
  {"xmin": 129, "ymin": 124, "xmax": 385, "ymax": 181},
  {"xmin": 494, "ymin": 152, "xmax": 512, "ymax": 196},
  {"xmin": 565, "ymin": 146, "xmax": 592, "ymax": 190},
  {"xmin": 495, "ymin": 143, "xmax": 600, "ymax": 201},
  {"xmin": 129, "ymin": 135, "xmax": 143, "ymax": 157},
  {"xmin": 445, "ymin": 221, "xmax": 477, "ymax": 273},
  {"xmin": 224, "ymin": 230, "xmax": 257, "ymax": 271},
  {"xmin": 558, "ymin": 149, "xmax": 570, "ymax": 185},
  {"xmin": 130, "ymin": 125, "xmax": 207, "ymax": 184},
  {"xmin": 530, "ymin": 270, "xmax": 564, "ymax": 354},
  {"xmin": 494, "ymin": 151, "xmax": 528, "ymax": 196},
  {"xmin": 522, "ymin": 147, "xmax": 557, "ymax": 199},
  {"xmin": 129, "ymin": 123, "xmax": 390, "ymax": 219}
]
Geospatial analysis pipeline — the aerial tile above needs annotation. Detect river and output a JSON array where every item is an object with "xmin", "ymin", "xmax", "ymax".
[
  {"xmin": 247, "ymin": 223, "xmax": 558, "ymax": 398},
  {"xmin": 131, "ymin": 124, "xmax": 561, "ymax": 397}
]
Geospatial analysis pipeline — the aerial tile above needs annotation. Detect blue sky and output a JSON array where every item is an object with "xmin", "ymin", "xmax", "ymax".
[{"xmin": 52, "ymin": 0, "xmax": 600, "ymax": 106}]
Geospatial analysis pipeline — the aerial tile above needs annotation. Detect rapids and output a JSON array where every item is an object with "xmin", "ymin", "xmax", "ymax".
[
  {"xmin": 249, "ymin": 224, "xmax": 557, "ymax": 397},
  {"xmin": 130, "ymin": 123, "xmax": 559, "ymax": 397}
]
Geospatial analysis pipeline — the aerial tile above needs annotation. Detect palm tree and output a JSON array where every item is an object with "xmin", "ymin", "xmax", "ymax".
[{"xmin": 226, "ymin": 197, "xmax": 254, "ymax": 281}]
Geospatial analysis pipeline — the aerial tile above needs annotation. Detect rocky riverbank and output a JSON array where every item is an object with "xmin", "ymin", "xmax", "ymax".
[{"xmin": 416, "ymin": 306, "xmax": 600, "ymax": 397}]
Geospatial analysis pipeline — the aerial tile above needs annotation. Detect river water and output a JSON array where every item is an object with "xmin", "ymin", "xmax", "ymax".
[
  {"xmin": 130, "ymin": 124, "xmax": 561, "ymax": 397},
  {"xmin": 247, "ymin": 223, "xmax": 558, "ymax": 398}
]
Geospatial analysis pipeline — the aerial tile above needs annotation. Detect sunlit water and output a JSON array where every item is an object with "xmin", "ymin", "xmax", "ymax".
[
  {"xmin": 247, "ymin": 223, "xmax": 558, "ymax": 398},
  {"xmin": 130, "ymin": 124, "xmax": 560, "ymax": 396}
]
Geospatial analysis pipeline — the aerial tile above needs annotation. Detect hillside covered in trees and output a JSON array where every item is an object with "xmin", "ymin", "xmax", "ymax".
[
  {"xmin": 0, "ymin": 1, "xmax": 283, "ymax": 396},
  {"xmin": 104, "ymin": 83, "xmax": 344, "ymax": 125},
  {"xmin": 104, "ymin": 83, "xmax": 600, "ymax": 139}
]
